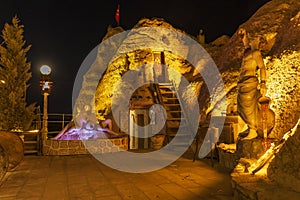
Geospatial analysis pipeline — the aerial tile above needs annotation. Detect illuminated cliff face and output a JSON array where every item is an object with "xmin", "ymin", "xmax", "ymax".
[
  {"xmin": 265, "ymin": 51, "xmax": 300, "ymax": 138},
  {"xmin": 208, "ymin": 0, "xmax": 300, "ymax": 138},
  {"xmin": 91, "ymin": 0, "xmax": 300, "ymax": 139},
  {"xmin": 94, "ymin": 19, "xmax": 201, "ymax": 123},
  {"xmin": 94, "ymin": 49, "xmax": 198, "ymax": 120}
]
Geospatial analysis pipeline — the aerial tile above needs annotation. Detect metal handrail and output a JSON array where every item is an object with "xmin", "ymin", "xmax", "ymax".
[
  {"xmin": 32, "ymin": 113, "xmax": 72, "ymax": 137},
  {"xmin": 152, "ymin": 83, "xmax": 168, "ymax": 135}
]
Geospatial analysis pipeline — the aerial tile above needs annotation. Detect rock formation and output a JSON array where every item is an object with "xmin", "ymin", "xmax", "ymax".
[
  {"xmin": 223, "ymin": 1, "xmax": 300, "ymax": 198},
  {"xmin": 268, "ymin": 123, "xmax": 300, "ymax": 193},
  {"xmin": 73, "ymin": 0, "xmax": 300, "ymax": 142},
  {"xmin": 206, "ymin": 0, "xmax": 300, "ymax": 139},
  {"xmin": 93, "ymin": 18, "xmax": 203, "ymax": 123},
  {"xmin": 72, "ymin": 2, "xmax": 300, "ymax": 195}
]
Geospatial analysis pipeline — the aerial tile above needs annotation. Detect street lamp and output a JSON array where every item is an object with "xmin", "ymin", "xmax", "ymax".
[{"xmin": 40, "ymin": 65, "xmax": 52, "ymax": 142}]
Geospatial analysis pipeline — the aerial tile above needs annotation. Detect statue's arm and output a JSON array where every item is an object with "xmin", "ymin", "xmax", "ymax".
[
  {"xmin": 254, "ymin": 51, "xmax": 267, "ymax": 96},
  {"xmin": 254, "ymin": 51, "xmax": 266, "ymax": 82}
]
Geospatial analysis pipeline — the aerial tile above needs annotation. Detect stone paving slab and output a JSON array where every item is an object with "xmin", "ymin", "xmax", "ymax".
[{"xmin": 0, "ymin": 155, "xmax": 233, "ymax": 199}]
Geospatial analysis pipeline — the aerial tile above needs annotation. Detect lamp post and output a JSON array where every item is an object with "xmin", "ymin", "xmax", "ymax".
[{"xmin": 40, "ymin": 65, "xmax": 52, "ymax": 143}]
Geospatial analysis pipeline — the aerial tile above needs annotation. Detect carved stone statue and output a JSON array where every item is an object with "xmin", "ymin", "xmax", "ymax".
[
  {"xmin": 237, "ymin": 28, "xmax": 267, "ymax": 140},
  {"xmin": 197, "ymin": 29, "xmax": 205, "ymax": 44}
]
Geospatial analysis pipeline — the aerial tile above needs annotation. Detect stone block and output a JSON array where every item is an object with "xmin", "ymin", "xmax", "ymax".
[
  {"xmin": 103, "ymin": 148, "xmax": 110, "ymax": 153},
  {"xmin": 80, "ymin": 141, "xmax": 86, "ymax": 148},
  {"xmin": 69, "ymin": 141, "xmax": 81, "ymax": 148},
  {"xmin": 113, "ymin": 139, "xmax": 120, "ymax": 146},
  {"xmin": 257, "ymin": 188, "xmax": 300, "ymax": 200},
  {"xmin": 236, "ymin": 138, "xmax": 266, "ymax": 159},
  {"xmin": 88, "ymin": 147, "xmax": 98, "ymax": 154},
  {"xmin": 122, "ymin": 144, "xmax": 129, "ymax": 150},
  {"xmin": 58, "ymin": 149, "xmax": 69, "ymax": 155},
  {"xmin": 68, "ymin": 149, "xmax": 78, "ymax": 155},
  {"xmin": 84, "ymin": 140, "xmax": 97, "ymax": 148},
  {"xmin": 52, "ymin": 140, "xmax": 59, "ymax": 149},
  {"xmin": 107, "ymin": 140, "xmax": 113, "ymax": 147},
  {"xmin": 219, "ymin": 124, "xmax": 234, "ymax": 144},
  {"xmin": 78, "ymin": 149, "xmax": 88, "ymax": 155},
  {"xmin": 94, "ymin": 148, "xmax": 103, "ymax": 154},
  {"xmin": 218, "ymin": 147, "xmax": 239, "ymax": 170},
  {"xmin": 268, "ymin": 125, "xmax": 300, "ymax": 192},
  {"xmin": 44, "ymin": 140, "xmax": 52, "ymax": 146},
  {"xmin": 49, "ymin": 149, "xmax": 58, "ymax": 155},
  {"xmin": 111, "ymin": 147, "xmax": 119, "ymax": 153},
  {"xmin": 122, "ymin": 137, "xmax": 128, "ymax": 145},
  {"xmin": 99, "ymin": 140, "xmax": 106, "ymax": 148},
  {"xmin": 43, "ymin": 146, "xmax": 50, "ymax": 155},
  {"xmin": 235, "ymin": 183, "xmax": 257, "ymax": 200},
  {"xmin": 59, "ymin": 141, "xmax": 68, "ymax": 148}
]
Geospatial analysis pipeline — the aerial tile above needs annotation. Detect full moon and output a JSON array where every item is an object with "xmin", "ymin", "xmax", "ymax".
[{"xmin": 40, "ymin": 65, "xmax": 51, "ymax": 75}]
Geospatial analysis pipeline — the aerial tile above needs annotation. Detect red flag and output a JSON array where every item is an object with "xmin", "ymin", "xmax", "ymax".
[{"xmin": 115, "ymin": 4, "xmax": 120, "ymax": 24}]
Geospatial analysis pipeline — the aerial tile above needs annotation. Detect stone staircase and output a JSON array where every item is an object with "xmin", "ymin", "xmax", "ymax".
[
  {"xmin": 23, "ymin": 131, "xmax": 40, "ymax": 155},
  {"xmin": 157, "ymin": 83, "xmax": 192, "ymax": 151}
]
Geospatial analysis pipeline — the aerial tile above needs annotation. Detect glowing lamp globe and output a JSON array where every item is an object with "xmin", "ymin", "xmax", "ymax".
[{"xmin": 40, "ymin": 65, "xmax": 51, "ymax": 75}]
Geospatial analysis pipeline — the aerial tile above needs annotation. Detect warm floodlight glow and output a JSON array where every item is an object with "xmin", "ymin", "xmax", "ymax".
[
  {"xmin": 27, "ymin": 129, "xmax": 39, "ymax": 133},
  {"xmin": 40, "ymin": 65, "xmax": 51, "ymax": 75}
]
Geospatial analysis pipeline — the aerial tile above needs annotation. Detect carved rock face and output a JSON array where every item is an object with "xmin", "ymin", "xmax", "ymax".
[
  {"xmin": 207, "ymin": 0, "xmax": 300, "ymax": 138},
  {"xmin": 78, "ymin": 0, "xmax": 300, "ymax": 140},
  {"xmin": 268, "ymin": 125, "xmax": 300, "ymax": 192}
]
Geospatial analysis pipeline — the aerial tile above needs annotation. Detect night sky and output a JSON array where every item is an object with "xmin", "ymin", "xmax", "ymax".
[{"xmin": 0, "ymin": 0, "xmax": 270, "ymax": 114}]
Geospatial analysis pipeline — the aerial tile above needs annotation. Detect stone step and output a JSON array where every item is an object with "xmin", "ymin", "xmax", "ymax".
[
  {"xmin": 159, "ymin": 85, "xmax": 173, "ymax": 89},
  {"xmin": 161, "ymin": 91, "xmax": 175, "ymax": 95},
  {"xmin": 24, "ymin": 146, "xmax": 38, "ymax": 151},
  {"xmin": 164, "ymin": 104, "xmax": 180, "ymax": 107},
  {"xmin": 163, "ymin": 97, "xmax": 178, "ymax": 101},
  {"xmin": 24, "ymin": 150, "xmax": 38, "ymax": 155},
  {"xmin": 159, "ymin": 83, "xmax": 173, "ymax": 86},
  {"xmin": 168, "ymin": 110, "xmax": 182, "ymax": 113},
  {"xmin": 167, "ymin": 132, "xmax": 191, "ymax": 137},
  {"xmin": 167, "ymin": 125, "xmax": 187, "ymax": 132},
  {"xmin": 167, "ymin": 118, "xmax": 184, "ymax": 121},
  {"xmin": 24, "ymin": 141, "xmax": 37, "ymax": 144}
]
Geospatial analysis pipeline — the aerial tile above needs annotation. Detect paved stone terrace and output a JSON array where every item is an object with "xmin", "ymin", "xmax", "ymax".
[{"xmin": 0, "ymin": 155, "xmax": 233, "ymax": 200}]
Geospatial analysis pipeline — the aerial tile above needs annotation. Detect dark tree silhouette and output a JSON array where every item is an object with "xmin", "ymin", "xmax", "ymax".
[{"xmin": 0, "ymin": 16, "xmax": 35, "ymax": 131}]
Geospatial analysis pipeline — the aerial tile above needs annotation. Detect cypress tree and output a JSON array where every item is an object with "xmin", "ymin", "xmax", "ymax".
[{"xmin": 0, "ymin": 16, "xmax": 35, "ymax": 131}]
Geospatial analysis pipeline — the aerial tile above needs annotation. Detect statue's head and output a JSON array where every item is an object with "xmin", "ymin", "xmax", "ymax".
[
  {"xmin": 238, "ymin": 28, "xmax": 247, "ymax": 39},
  {"xmin": 238, "ymin": 28, "xmax": 250, "ymax": 49},
  {"xmin": 250, "ymin": 36, "xmax": 267, "ymax": 51}
]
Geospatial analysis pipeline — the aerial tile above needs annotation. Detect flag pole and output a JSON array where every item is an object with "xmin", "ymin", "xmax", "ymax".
[{"xmin": 115, "ymin": 4, "xmax": 120, "ymax": 26}]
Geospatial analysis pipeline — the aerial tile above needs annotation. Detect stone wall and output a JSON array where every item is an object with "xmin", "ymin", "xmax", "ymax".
[
  {"xmin": 231, "ymin": 173, "xmax": 300, "ymax": 200},
  {"xmin": 43, "ymin": 137, "xmax": 128, "ymax": 156},
  {"xmin": 230, "ymin": 123, "xmax": 300, "ymax": 199},
  {"xmin": 265, "ymin": 51, "xmax": 300, "ymax": 139},
  {"xmin": 209, "ymin": 1, "xmax": 300, "ymax": 139},
  {"xmin": 217, "ymin": 146, "xmax": 239, "ymax": 170},
  {"xmin": 268, "ymin": 123, "xmax": 300, "ymax": 192}
]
